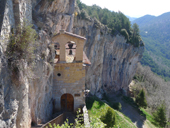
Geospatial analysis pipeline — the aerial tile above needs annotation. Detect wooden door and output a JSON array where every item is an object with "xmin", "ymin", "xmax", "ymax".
[{"xmin": 61, "ymin": 94, "xmax": 74, "ymax": 112}]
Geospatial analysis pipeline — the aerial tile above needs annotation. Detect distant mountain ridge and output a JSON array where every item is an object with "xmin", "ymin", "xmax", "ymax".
[
  {"xmin": 126, "ymin": 15, "xmax": 137, "ymax": 21},
  {"xmin": 133, "ymin": 12, "xmax": 170, "ymax": 80},
  {"xmin": 132, "ymin": 15, "xmax": 156, "ymax": 27}
]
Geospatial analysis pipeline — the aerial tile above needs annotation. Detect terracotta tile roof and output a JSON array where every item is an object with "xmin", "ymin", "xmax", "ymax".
[
  {"xmin": 55, "ymin": 30, "xmax": 86, "ymax": 40},
  {"xmin": 65, "ymin": 31, "xmax": 86, "ymax": 40}
]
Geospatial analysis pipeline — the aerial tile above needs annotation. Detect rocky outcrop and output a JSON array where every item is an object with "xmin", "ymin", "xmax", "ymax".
[
  {"xmin": 0, "ymin": 0, "xmax": 55, "ymax": 127},
  {"xmin": 73, "ymin": 16, "xmax": 144, "ymax": 96},
  {"xmin": 0, "ymin": 0, "xmax": 144, "ymax": 127},
  {"xmin": 32, "ymin": 0, "xmax": 75, "ymax": 33}
]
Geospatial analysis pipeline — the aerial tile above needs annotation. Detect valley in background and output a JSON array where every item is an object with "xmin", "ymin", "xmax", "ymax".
[{"xmin": 133, "ymin": 13, "xmax": 170, "ymax": 81}]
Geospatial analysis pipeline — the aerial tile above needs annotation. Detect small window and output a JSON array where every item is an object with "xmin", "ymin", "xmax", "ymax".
[
  {"xmin": 57, "ymin": 73, "xmax": 61, "ymax": 76},
  {"xmin": 74, "ymin": 94, "xmax": 80, "ymax": 97}
]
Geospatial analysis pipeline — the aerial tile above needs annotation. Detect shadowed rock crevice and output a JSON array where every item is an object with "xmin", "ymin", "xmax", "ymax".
[{"xmin": 0, "ymin": 0, "xmax": 7, "ymax": 33}]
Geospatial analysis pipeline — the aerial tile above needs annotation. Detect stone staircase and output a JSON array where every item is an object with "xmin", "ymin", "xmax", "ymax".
[{"xmin": 36, "ymin": 112, "xmax": 76, "ymax": 128}]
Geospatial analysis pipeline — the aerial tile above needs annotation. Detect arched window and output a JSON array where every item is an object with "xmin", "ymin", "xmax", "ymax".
[
  {"xmin": 54, "ymin": 42, "xmax": 60, "ymax": 63},
  {"xmin": 65, "ymin": 41, "xmax": 76, "ymax": 63}
]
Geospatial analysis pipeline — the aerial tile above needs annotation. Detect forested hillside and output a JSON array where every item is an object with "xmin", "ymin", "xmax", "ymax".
[
  {"xmin": 76, "ymin": 0, "xmax": 143, "ymax": 47},
  {"xmin": 130, "ymin": 64, "xmax": 170, "ymax": 127},
  {"xmin": 133, "ymin": 13, "xmax": 170, "ymax": 80},
  {"xmin": 77, "ymin": 0, "xmax": 170, "ymax": 80}
]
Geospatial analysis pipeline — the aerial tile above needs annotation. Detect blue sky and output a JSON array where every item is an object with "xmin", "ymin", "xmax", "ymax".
[{"xmin": 80, "ymin": 0, "xmax": 170, "ymax": 18}]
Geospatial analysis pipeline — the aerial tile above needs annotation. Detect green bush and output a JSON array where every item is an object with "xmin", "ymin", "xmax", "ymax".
[
  {"xmin": 112, "ymin": 102, "xmax": 122, "ymax": 111},
  {"xmin": 6, "ymin": 23, "xmax": 37, "ymax": 61},
  {"xmin": 79, "ymin": 9, "xmax": 90, "ymax": 20},
  {"xmin": 76, "ymin": 0, "xmax": 143, "ymax": 47},
  {"xmin": 100, "ymin": 107, "xmax": 116, "ymax": 127},
  {"xmin": 153, "ymin": 104, "xmax": 167, "ymax": 127},
  {"xmin": 120, "ymin": 29, "xmax": 129, "ymax": 40},
  {"xmin": 46, "ymin": 108, "xmax": 105, "ymax": 128},
  {"xmin": 135, "ymin": 89, "xmax": 147, "ymax": 109}
]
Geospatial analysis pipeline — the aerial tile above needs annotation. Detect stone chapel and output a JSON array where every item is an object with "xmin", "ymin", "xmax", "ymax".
[{"xmin": 51, "ymin": 30, "xmax": 91, "ymax": 113}]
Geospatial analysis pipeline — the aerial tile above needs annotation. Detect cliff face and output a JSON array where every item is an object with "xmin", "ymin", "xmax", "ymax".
[
  {"xmin": 73, "ymin": 17, "xmax": 144, "ymax": 96},
  {"xmin": 0, "ymin": 0, "xmax": 144, "ymax": 127},
  {"xmin": 0, "ymin": 0, "xmax": 76, "ymax": 127},
  {"xmin": 0, "ymin": 0, "xmax": 55, "ymax": 127}
]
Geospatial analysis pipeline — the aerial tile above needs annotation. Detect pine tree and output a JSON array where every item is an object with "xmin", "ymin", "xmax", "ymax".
[
  {"xmin": 135, "ymin": 89, "xmax": 147, "ymax": 108},
  {"xmin": 131, "ymin": 23, "xmax": 141, "ymax": 47},
  {"xmin": 153, "ymin": 104, "xmax": 167, "ymax": 127}
]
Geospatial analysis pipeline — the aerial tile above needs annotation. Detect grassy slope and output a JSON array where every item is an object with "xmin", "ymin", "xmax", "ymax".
[
  {"xmin": 86, "ymin": 95, "xmax": 157, "ymax": 128},
  {"xmin": 86, "ymin": 96, "xmax": 136, "ymax": 128}
]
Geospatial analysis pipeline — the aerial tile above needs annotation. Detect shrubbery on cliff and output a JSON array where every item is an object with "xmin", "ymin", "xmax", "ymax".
[
  {"xmin": 5, "ymin": 23, "xmax": 38, "ymax": 79},
  {"xmin": 76, "ymin": 0, "xmax": 142, "ymax": 47},
  {"xmin": 6, "ymin": 23, "xmax": 37, "ymax": 61}
]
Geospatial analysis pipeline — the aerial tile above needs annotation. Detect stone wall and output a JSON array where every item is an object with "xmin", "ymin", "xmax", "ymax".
[
  {"xmin": 41, "ymin": 113, "xmax": 65, "ymax": 128},
  {"xmin": 52, "ymin": 32, "xmax": 85, "ymax": 62},
  {"xmin": 53, "ymin": 63, "xmax": 85, "ymax": 112}
]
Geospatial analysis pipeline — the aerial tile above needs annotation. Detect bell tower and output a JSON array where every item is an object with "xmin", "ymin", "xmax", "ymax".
[
  {"xmin": 52, "ymin": 30, "xmax": 86, "ymax": 63},
  {"xmin": 51, "ymin": 30, "xmax": 90, "ymax": 113}
]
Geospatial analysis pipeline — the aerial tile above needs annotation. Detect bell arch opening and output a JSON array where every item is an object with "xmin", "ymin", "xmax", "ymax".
[
  {"xmin": 54, "ymin": 42, "xmax": 60, "ymax": 63},
  {"xmin": 65, "ymin": 41, "xmax": 76, "ymax": 63}
]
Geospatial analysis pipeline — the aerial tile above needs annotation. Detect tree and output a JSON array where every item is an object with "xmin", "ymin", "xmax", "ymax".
[
  {"xmin": 153, "ymin": 104, "xmax": 167, "ymax": 127},
  {"xmin": 76, "ymin": 0, "xmax": 141, "ymax": 47},
  {"xmin": 120, "ymin": 29, "xmax": 129, "ymax": 40},
  {"xmin": 132, "ymin": 23, "xmax": 140, "ymax": 37},
  {"xmin": 101, "ymin": 13, "xmax": 108, "ymax": 25},
  {"xmin": 135, "ymin": 89, "xmax": 147, "ymax": 108},
  {"xmin": 100, "ymin": 107, "xmax": 116, "ymax": 127},
  {"xmin": 130, "ymin": 23, "xmax": 141, "ymax": 46}
]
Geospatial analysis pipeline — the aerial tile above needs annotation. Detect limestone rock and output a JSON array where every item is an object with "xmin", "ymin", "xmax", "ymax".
[
  {"xmin": 0, "ymin": 0, "xmax": 144, "ymax": 127},
  {"xmin": 73, "ymin": 14, "xmax": 144, "ymax": 96}
]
